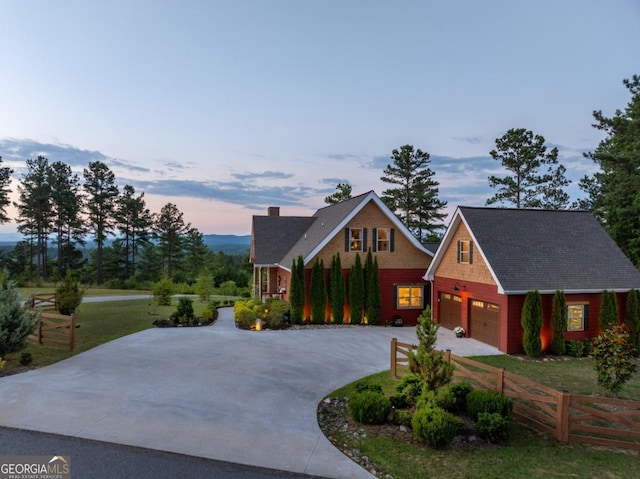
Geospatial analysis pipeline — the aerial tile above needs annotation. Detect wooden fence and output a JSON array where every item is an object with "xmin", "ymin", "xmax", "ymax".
[
  {"xmin": 28, "ymin": 312, "xmax": 76, "ymax": 351},
  {"xmin": 30, "ymin": 292, "xmax": 58, "ymax": 310},
  {"xmin": 390, "ymin": 338, "xmax": 640, "ymax": 451}
]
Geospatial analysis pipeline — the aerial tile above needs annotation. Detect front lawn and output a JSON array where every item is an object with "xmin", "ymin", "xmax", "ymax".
[{"xmin": 321, "ymin": 355, "xmax": 640, "ymax": 479}]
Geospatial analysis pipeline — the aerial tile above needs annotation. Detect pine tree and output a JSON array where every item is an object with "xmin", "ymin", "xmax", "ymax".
[
  {"xmin": 521, "ymin": 290, "xmax": 543, "ymax": 357},
  {"xmin": 0, "ymin": 156, "xmax": 12, "ymax": 224},
  {"xmin": 324, "ymin": 183, "xmax": 352, "ymax": 205},
  {"xmin": 599, "ymin": 290, "xmax": 619, "ymax": 330},
  {"xmin": 154, "ymin": 203, "xmax": 191, "ymax": 279},
  {"xmin": 550, "ymin": 290, "xmax": 567, "ymax": 355},
  {"xmin": 408, "ymin": 306, "xmax": 454, "ymax": 391},
  {"xmin": 348, "ymin": 253, "xmax": 364, "ymax": 325},
  {"xmin": 310, "ymin": 258, "xmax": 327, "ymax": 324},
  {"xmin": 0, "ymin": 273, "xmax": 37, "ymax": 358},
  {"xmin": 289, "ymin": 255, "xmax": 305, "ymax": 324},
  {"xmin": 366, "ymin": 257, "xmax": 381, "ymax": 325},
  {"xmin": 330, "ymin": 253, "xmax": 345, "ymax": 325},
  {"xmin": 624, "ymin": 289, "xmax": 640, "ymax": 356}
]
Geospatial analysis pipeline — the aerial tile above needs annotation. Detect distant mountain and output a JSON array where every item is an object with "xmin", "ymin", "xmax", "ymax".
[{"xmin": 0, "ymin": 234, "xmax": 251, "ymax": 255}]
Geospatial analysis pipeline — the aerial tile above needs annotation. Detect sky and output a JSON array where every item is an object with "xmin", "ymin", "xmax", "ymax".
[{"xmin": 1, "ymin": 1, "xmax": 639, "ymax": 238}]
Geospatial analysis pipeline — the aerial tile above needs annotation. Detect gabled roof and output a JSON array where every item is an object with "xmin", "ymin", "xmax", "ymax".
[
  {"xmin": 251, "ymin": 190, "xmax": 433, "ymax": 271},
  {"xmin": 425, "ymin": 206, "xmax": 640, "ymax": 294}
]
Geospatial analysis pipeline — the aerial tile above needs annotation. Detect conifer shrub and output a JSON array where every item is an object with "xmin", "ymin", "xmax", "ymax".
[
  {"xmin": 348, "ymin": 253, "xmax": 364, "ymax": 325},
  {"xmin": 56, "ymin": 270, "xmax": 86, "ymax": 315},
  {"xmin": 521, "ymin": 290, "xmax": 543, "ymax": 357},
  {"xmin": 624, "ymin": 288, "xmax": 640, "ymax": 356},
  {"xmin": 465, "ymin": 390, "xmax": 513, "ymax": 421},
  {"xmin": 153, "ymin": 276, "xmax": 174, "ymax": 306},
  {"xmin": 309, "ymin": 258, "xmax": 327, "ymax": 324},
  {"xmin": 170, "ymin": 297, "xmax": 195, "ymax": 325},
  {"xmin": 475, "ymin": 412, "xmax": 512, "ymax": 443},
  {"xmin": 599, "ymin": 290, "xmax": 619, "ymax": 330},
  {"xmin": 0, "ymin": 274, "xmax": 37, "ymax": 359},
  {"xmin": 550, "ymin": 290, "xmax": 567, "ymax": 355},
  {"xmin": 446, "ymin": 381, "xmax": 474, "ymax": 413},
  {"xmin": 348, "ymin": 391, "xmax": 391, "ymax": 425},
  {"xmin": 395, "ymin": 373, "xmax": 423, "ymax": 405},
  {"xmin": 411, "ymin": 404, "xmax": 464, "ymax": 448}
]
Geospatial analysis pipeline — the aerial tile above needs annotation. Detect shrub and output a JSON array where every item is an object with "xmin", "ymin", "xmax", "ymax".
[
  {"xmin": 219, "ymin": 280, "xmax": 239, "ymax": 297},
  {"xmin": 56, "ymin": 270, "xmax": 86, "ymax": 315},
  {"xmin": 592, "ymin": 324, "xmax": 637, "ymax": 395},
  {"xmin": 330, "ymin": 253, "xmax": 345, "ymax": 325},
  {"xmin": 412, "ymin": 404, "xmax": 463, "ymax": 448},
  {"xmin": 195, "ymin": 268, "xmax": 214, "ymax": 302},
  {"xmin": 170, "ymin": 297, "xmax": 195, "ymax": 325},
  {"xmin": 465, "ymin": 390, "xmax": 512, "ymax": 421},
  {"xmin": 264, "ymin": 298, "xmax": 290, "ymax": 330},
  {"xmin": 396, "ymin": 374, "xmax": 423, "ymax": 406},
  {"xmin": 389, "ymin": 394, "xmax": 409, "ymax": 409},
  {"xmin": 566, "ymin": 339, "xmax": 586, "ymax": 357},
  {"xmin": 348, "ymin": 253, "xmax": 364, "ymax": 324},
  {"xmin": 234, "ymin": 299, "xmax": 261, "ymax": 330},
  {"xmin": 550, "ymin": 290, "xmax": 567, "ymax": 355},
  {"xmin": 354, "ymin": 381, "xmax": 384, "ymax": 395},
  {"xmin": 521, "ymin": 290, "xmax": 543, "ymax": 357},
  {"xmin": 348, "ymin": 391, "xmax": 391, "ymax": 425},
  {"xmin": 624, "ymin": 288, "xmax": 640, "ymax": 356},
  {"xmin": 391, "ymin": 409, "xmax": 413, "ymax": 427},
  {"xmin": 448, "ymin": 381, "xmax": 473, "ymax": 413},
  {"xmin": 0, "ymin": 274, "xmax": 37, "ymax": 358},
  {"xmin": 290, "ymin": 256, "xmax": 305, "ymax": 324},
  {"xmin": 20, "ymin": 352, "xmax": 33, "ymax": 366},
  {"xmin": 153, "ymin": 276, "xmax": 174, "ymax": 306},
  {"xmin": 599, "ymin": 290, "xmax": 619, "ymax": 330},
  {"xmin": 475, "ymin": 412, "xmax": 511, "ymax": 443},
  {"xmin": 309, "ymin": 258, "xmax": 327, "ymax": 325}
]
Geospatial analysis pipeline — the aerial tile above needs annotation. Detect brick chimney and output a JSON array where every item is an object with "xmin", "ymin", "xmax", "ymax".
[{"xmin": 268, "ymin": 207, "xmax": 280, "ymax": 217}]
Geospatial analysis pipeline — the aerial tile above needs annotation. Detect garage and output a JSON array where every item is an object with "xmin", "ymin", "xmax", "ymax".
[
  {"xmin": 469, "ymin": 299, "xmax": 499, "ymax": 347},
  {"xmin": 438, "ymin": 292, "xmax": 461, "ymax": 330}
]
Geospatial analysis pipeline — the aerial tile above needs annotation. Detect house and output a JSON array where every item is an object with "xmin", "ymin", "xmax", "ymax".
[
  {"xmin": 424, "ymin": 206, "xmax": 640, "ymax": 354},
  {"xmin": 250, "ymin": 191, "xmax": 434, "ymax": 326}
]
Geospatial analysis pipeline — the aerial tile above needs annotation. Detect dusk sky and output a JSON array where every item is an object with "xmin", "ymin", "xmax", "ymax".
[{"xmin": 1, "ymin": 1, "xmax": 639, "ymax": 237}]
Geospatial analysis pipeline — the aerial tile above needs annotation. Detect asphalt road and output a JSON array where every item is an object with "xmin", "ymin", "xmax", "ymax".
[{"xmin": 0, "ymin": 426, "xmax": 328, "ymax": 479}]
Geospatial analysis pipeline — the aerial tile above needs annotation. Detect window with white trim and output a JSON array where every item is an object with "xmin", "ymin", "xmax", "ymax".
[
  {"xmin": 458, "ymin": 240, "xmax": 472, "ymax": 264},
  {"xmin": 396, "ymin": 285, "xmax": 424, "ymax": 309},
  {"xmin": 350, "ymin": 228, "xmax": 363, "ymax": 252},
  {"xmin": 376, "ymin": 228, "xmax": 390, "ymax": 252},
  {"xmin": 567, "ymin": 304, "xmax": 588, "ymax": 331}
]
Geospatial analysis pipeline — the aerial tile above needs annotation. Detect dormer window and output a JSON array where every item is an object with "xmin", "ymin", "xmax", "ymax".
[{"xmin": 458, "ymin": 240, "xmax": 473, "ymax": 264}]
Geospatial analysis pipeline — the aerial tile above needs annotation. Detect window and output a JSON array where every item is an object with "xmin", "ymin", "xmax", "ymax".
[
  {"xmin": 396, "ymin": 285, "xmax": 424, "ymax": 309},
  {"xmin": 349, "ymin": 228, "xmax": 363, "ymax": 252},
  {"xmin": 567, "ymin": 304, "xmax": 588, "ymax": 331},
  {"xmin": 457, "ymin": 240, "xmax": 473, "ymax": 264},
  {"xmin": 376, "ymin": 228, "xmax": 390, "ymax": 252}
]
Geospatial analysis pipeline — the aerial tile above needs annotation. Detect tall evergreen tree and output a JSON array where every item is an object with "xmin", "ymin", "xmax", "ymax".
[
  {"xmin": 154, "ymin": 202, "xmax": 190, "ymax": 279},
  {"xmin": 380, "ymin": 145, "xmax": 447, "ymax": 241},
  {"xmin": 487, "ymin": 128, "xmax": 570, "ymax": 209},
  {"xmin": 183, "ymin": 227, "xmax": 210, "ymax": 283},
  {"xmin": 15, "ymin": 156, "xmax": 53, "ymax": 281},
  {"xmin": 363, "ymin": 248, "xmax": 374, "ymax": 308},
  {"xmin": 289, "ymin": 255, "xmax": 305, "ymax": 325},
  {"xmin": 330, "ymin": 253, "xmax": 345, "ymax": 325},
  {"xmin": 0, "ymin": 156, "xmax": 13, "ymax": 224},
  {"xmin": 624, "ymin": 289, "xmax": 640, "ymax": 356},
  {"xmin": 578, "ymin": 75, "xmax": 640, "ymax": 266},
  {"xmin": 550, "ymin": 290, "xmax": 567, "ymax": 355},
  {"xmin": 115, "ymin": 185, "xmax": 152, "ymax": 280},
  {"xmin": 599, "ymin": 290, "xmax": 619, "ymax": 330},
  {"xmin": 521, "ymin": 290, "xmax": 543, "ymax": 357},
  {"xmin": 83, "ymin": 161, "xmax": 119, "ymax": 285},
  {"xmin": 366, "ymin": 256, "xmax": 381, "ymax": 325},
  {"xmin": 348, "ymin": 253, "xmax": 364, "ymax": 325},
  {"xmin": 48, "ymin": 161, "xmax": 85, "ymax": 280},
  {"xmin": 309, "ymin": 258, "xmax": 327, "ymax": 324},
  {"xmin": 324, "ymin": 183, "xmax": 353, "ymax": 205}
]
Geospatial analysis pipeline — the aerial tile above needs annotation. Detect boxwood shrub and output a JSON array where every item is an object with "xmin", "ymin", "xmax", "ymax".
[
  {"xmin": 348, "ymin": 391, "xmax": 391, "ymax": 425},
  {"xmin": 411, "ymin": 404, "xmax": 464, "ymax": 448},
  {"xmin": 466, "ymin": 389, "xmax": 512, "ymax": 421}
]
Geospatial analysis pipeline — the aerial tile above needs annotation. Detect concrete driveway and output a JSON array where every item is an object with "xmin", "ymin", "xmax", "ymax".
[{"xmin": 0, "ymin": 308, "xmax": 499, "ymax": 479}]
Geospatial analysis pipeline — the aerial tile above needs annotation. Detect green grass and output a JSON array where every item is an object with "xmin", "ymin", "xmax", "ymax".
[
  {"xmin": 17, "ymin": 287, "xmax": 153, "ymax": 301},
  {"xmin": 324, "ymin": 360, "xmax": 640, "ymax": 479},
  {"xmin": 3, "ymin": 297, "xmax": 225, "ymax": 371}
]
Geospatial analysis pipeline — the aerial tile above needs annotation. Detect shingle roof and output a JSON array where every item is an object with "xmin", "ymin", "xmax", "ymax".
[
  {"xmin": 251, "ymin": 216, "xmax": 316, "ymax": 265},
  {"xmin": 458, "ymin": 207, "xmax": 640, "ymax": 293}
]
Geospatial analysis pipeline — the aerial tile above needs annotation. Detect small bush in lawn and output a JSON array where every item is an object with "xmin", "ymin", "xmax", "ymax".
[
  {"xmin": 396, "ymin": 374, "xmax": 423, "ymax": 405},
  {"xmin": 234, "ymin": 299, "xmax": 261, "ymax": 330},
  {"xmin": 391, "ymin": 409, "xmax": 413, "ymax": 427},
  {"xmin": 466, "ymin": 389, "xmax": 512, "ymax": 421},
  {"xmin": 412, "ymin": 404, "xmax": 464, "ymax": 448},
  {"xmin": 448, "ymin": 381, "xmax": 473, "ymax": 413},
  {"xmin": 56, "ymin": 270, "xmax": 86, "ymax": 315},
  {"xmin": 475, "ymin": 412, "xmax": 511, "ymax": 443},
  {"xmin": 20, "ymin": 352, "xmax": 33, "ymax": 366},
  {"xmin": 153, "ymin": 276, "xmax": 174, "ymax": 306},
  {"xmin": 354, "ymin": 381, "xmax": 383, "ymax": 395},
  {"xmin": 348, "ymin": 391, "xmax": 391, "ymax": 425},
  {"xmin": 592, "ymin": 324, "xmax": 637, "ymax": 395},
  {"xmin": 170, "ymin": 297, "xmax": 195, "ymax": 325},
  {"xmin": 566, "ymin": 339, "xmax": 585, "ymax": 357}
]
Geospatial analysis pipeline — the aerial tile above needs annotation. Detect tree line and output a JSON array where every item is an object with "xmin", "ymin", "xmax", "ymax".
[
  {"xmin": 325, "ymin": 75, "xmax": 640, "ymax": 267},
  {"xmin": 0, "ymin": 158, "xmax": 251, "ymax": 288}
]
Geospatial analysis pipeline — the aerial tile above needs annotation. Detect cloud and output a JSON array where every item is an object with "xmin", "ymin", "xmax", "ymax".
[
  {"xmin": 452, "ymin": 136, "xmax": 482, "ymax": 144},
  {"xmin": 321, "ymin": 177, "xmax": 351, "ymax": 186},
  {"xmin": 231, "ymin": 170, "xmax": 294, "ymax": 182}
]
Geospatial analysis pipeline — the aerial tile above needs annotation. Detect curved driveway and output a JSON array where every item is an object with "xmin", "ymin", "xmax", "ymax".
[{"xmin": 0, "ymin": 308, "xmax": 499, "ymax": 479}]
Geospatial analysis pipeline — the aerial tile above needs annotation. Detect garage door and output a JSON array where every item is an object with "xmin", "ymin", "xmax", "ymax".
[
  {"xmin": 469, "ymin": 299, "xmax": 499, "ymax": 348},
  {"xmin": 439, "ymin": 292, "xmax": 461, "ymax": 330}
]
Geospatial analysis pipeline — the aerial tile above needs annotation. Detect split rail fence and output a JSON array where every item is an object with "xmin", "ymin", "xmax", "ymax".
[
  {"xmin": 27, "ymin": 293, "xmax": 76, "ymax": 351},
  {"xmin": 390, "ymin": 338, "xmax": 640, "ymax": 451}
]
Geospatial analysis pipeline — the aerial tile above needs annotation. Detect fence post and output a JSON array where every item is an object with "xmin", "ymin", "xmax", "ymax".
[
  {"xmin": 69, "ymin": 314, "xmax": 76, "ymax": 351},
  {"xmin": 390, "ymin": 338, "xmax": 397, "ymax": 378},
  {"xmin": 445, "ymin": 349, "xmax": 451, "ymax": 363},
  {"xmin": 557, "ymin": 390, "xmax": 570, "ymax": 442},
  {"xmin": 38, "ymin": 315, "xmax": 43, "ymax": 345},
  {"xmin": 497, "ymin": 367, "xmax": 505, "ymax": 394}
]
